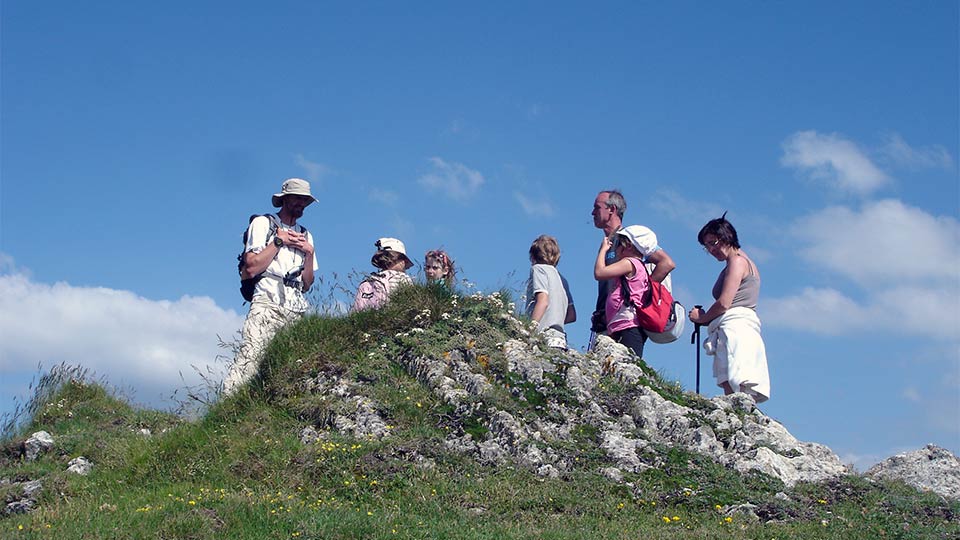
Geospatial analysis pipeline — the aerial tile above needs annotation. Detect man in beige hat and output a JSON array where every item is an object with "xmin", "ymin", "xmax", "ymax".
[{"xmin": 223, "ymin": 178, "xmax": 320, "ymax": 396}]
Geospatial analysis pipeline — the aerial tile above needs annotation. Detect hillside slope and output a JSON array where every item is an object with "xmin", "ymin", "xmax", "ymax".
[{"xmin": 2, "ymin": 285, "xmax": 957, "ymax": 539}]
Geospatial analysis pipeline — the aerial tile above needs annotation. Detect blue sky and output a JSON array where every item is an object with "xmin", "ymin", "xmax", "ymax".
[{"xmin": 2, "ymin": 1, "xmax": 957, "ymax": 470}]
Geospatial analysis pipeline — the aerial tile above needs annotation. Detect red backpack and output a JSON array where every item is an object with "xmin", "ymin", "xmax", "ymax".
[{"xmin": 619, "ymin": 263, "xmax": 674, "ymax": 334}]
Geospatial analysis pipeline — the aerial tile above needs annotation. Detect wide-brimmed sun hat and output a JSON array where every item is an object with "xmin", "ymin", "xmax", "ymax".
[
  {"xmin": 615, "ymin": 225, "xmax": 660, "ymax": 257},
  {"xmin": 375, "ymin": 237, "xmax": 415, "ymax": 270},
  {"xmin": 272, "ymin": 178, "xmax": 319, "ymax": 208}
]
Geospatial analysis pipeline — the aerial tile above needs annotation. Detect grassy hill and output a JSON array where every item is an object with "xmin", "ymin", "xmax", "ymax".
[{"xmin": 2, "ymin": 284, "xmax": 956, "ymax": 539}]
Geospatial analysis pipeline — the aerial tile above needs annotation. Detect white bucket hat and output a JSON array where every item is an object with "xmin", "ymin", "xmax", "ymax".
[
  {"xmin": 272, "ymin": 178, "xmax": 319, "ymax": 208},
  {"xmin": 616, "ymin": 225, "xmax": 660, "ymax": 257},
  {"xmin": 375, "ymin": 237, "xmax": 414, "ymax": 270}
]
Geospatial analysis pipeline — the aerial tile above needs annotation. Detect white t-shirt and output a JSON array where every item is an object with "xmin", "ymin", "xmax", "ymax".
[
  {"xmin": 525, "ymin": 264, "xmax": 574, "ymax": 334},
  {"xmin": 245, "ymin": 214, "xmax": 319, "ymax": 313}
]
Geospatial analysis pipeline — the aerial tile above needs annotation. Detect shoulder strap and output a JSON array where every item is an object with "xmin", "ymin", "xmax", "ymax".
[{"xmin": 619, "ymin": 258, "xmax": 650, "ymax": 307}]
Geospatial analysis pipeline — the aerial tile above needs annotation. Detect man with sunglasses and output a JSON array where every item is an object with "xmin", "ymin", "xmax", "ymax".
[{"xmin": 589, "ymin": 189, "xmax": 676, "ymax": 349}]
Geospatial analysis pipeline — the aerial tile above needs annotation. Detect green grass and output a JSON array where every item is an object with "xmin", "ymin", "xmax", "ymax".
[{"xmin": 2, "ymin": 284, "xmax": 957, "ymax": 539}]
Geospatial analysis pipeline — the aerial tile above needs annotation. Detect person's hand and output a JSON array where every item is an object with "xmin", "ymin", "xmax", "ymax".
[
  {"xmin": 600, "ymin": 235, "xmax": 612, "ymax": 252},
  {"xmin": 688, "ymin": 307, "xmax": 704, "ymax": 324},
  {"xmin": 278, "ymin": 229, "xmax": 308, "ymax": 251}
]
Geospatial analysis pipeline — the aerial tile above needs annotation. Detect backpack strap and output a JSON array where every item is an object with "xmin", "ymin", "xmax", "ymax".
[{"xmin": 619, "ymin": 258, "xmax": 648, "ymax": 307}]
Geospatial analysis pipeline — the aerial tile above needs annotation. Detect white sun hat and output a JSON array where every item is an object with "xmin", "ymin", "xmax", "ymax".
[
  {"xmin": 272, "ymin": 178, "xmax": 319, "ymax": 208},
  {"xmin": 375, "ymin": 237, "xmax": 414, "ymax": 270},
  {"xmin": 615, "ymin": 225, "xmax": 660, "ymax": 257}
]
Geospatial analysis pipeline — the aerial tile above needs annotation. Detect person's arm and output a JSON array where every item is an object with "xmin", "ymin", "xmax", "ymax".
[
  {"xmin": 297, "ymin": 230, "xmax": 316, "ymax": 292},
  {"xmin": 646, "ymin": 249, "xmax": 676, "ymax": 283},
  {"xmin": 690, "ymin": 256, "xmax": 747, "ymax": 324},
  {"xmin": 241, "ymin": 217, "xmax": 276, "ymax": 278},
  {"xmin": 594, "ymin": 237, "xmax": 636, "ymax": 281},
  {"xmin": 531, "ymin": 291, "xmax": 549, "ymax": 322}
]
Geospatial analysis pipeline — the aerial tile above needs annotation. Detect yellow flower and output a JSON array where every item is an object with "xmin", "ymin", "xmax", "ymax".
[
  {"xmin": 715, "ymin": 504, "xmax": 722, "ymax": 511},
  {"xmin": 661, "ymin": 516, "xmax": 671, "ymax": 523},
  {"xmin": 724, "ymin": 516, "xmax": 733, "ymax": 523},
  {"xmin": 672, "ymin": 516, "xmax": 680, "ymax": 522}
]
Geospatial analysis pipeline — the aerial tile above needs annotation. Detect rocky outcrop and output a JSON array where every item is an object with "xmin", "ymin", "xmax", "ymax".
[
  {"xmin": 310, "ymin": 333, "xmax": 851, "ymax": 488},
  {"xmin": 866, "ymin": 444, "xmax": 960, "ymax": 500}
]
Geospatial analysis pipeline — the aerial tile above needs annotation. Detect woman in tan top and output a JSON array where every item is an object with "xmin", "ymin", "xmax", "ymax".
[{"xmin": 689, "ymin": 213, "xmax": 770, "ymax": 402}]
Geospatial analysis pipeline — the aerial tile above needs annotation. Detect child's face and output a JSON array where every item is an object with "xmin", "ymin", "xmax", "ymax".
[
  {"xmin": 425, "ymin": 260, "xmax": 446, "ymax": 280},
  {"xmin": 614, "ymin": 239, "xmax": 637, "ymax": 260}
]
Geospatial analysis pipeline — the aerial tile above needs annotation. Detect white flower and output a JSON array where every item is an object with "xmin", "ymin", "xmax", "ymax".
[
  {"xmin": 411, "ymin": 328, "xmax": 425, "ymax": 334},
  {"xmin": 441, "ymin": 313, "xmax": 451, "ymax": 320}
]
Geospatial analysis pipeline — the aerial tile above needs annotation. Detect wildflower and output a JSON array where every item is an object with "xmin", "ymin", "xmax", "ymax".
[
  {"xmin": 672, "ymin": 516, "xmax": 680, "ymax": 522},
  {"xmin": 724, "ymin": 516, "xmax": 733, "ymax": 523},
  {"xmin": 441, "ymin": 313, "xmax": 451, "ymax": 320},
  {"xmin": 715, "ymin": 504, "xmax": 722, "ymax": 511},
  {"xmin": 661, "ymin": 516, "xmax": 671, "ymax": 523}
]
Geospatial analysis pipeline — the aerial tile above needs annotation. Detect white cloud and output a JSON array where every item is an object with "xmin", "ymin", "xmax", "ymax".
[
  {"xmin": 0, "ymin": 271, "xmax": 244, "ymax": 410},
  {"xmin": 781, "ymin": 130, "xmax": 890, "ymax": 196},
  {"xmin": 791, "ymin": 199, "xmax": 960, "ymax": 287},
  {"xmin": 417, "ymin": 157, "xmax": 485, "ymax": 201},
  {"xmin": 764, "ymin": 284, "xmax": 959, "ymax": 340},
  {"xmin": 514, "ymin": 192, "xmax": 554, "ymax": 217},
  {"xmin": 902, "ymin": 386, "xmax": 922, "ymax": 403},
  {"xmin": 742, "ymin": 244, "xmax": 773, "ymax": 264},
  {"xmin": 369, "ymin": 188, "xmax": 399, "ymax": 206},
  {"xmin": 648, "ymin": 189, "xmax": 726, "ymax": 231},
  {"xmin": 880, "ymin": 133, "xmax": 953, "ymax": 170},
  {"xmin": 294, "ymin": 154, "xmax": 331, "ymax": 184},
  {"xmin": 838, "ymin": 451, "xmax": 894, "ymax": 473}
]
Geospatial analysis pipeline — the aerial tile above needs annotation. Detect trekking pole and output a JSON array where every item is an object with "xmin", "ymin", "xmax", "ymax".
[{"xmin": 691, "ymin": 305, "xmax": 703, "ymax": 394}]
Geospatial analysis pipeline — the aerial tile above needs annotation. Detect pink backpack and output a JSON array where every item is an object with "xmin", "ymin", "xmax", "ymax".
[{"xmin": 351, "ymin": 274, "xmax": 389, "ymax": 312}]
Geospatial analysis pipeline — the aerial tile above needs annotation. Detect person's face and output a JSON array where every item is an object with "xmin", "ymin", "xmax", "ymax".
[
  {"xmin": 425, "ymin": 259, "xmax": 447, "ymax": 280},
  {"xmin": 281, "ymin": 195, "xmax": 313, "ymax": 218},
  {"xmin": 614, "ymin": 237, "xmax": 635, "ymax": 260},
  {"xmin": 701, "ymin": 233, "xmax": 726, "ymax": 261},
  {"xmin": 592, "ymin": 193, "xmax": 615, "ymax": 229}
]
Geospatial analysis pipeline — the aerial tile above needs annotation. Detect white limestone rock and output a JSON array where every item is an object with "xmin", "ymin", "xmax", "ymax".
[{"xmin": 866, "ymin": 444, "xmax": 960, "ymax": 500}]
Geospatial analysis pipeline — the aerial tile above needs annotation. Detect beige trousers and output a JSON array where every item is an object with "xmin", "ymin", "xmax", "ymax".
[{"xmin": 222, "ymin": 301, "xmax": 301, "ymax": 396}]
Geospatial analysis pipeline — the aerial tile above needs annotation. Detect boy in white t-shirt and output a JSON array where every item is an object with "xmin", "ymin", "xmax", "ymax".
[{"xmin": 525, "ymin": 235, "xmax": 576, "ymax": 349}]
